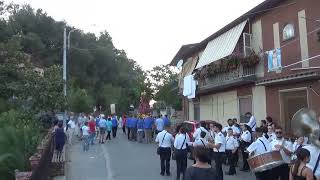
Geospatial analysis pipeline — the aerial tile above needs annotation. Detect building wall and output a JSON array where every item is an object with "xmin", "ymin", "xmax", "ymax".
[
  {"xmin": 199, "ymin": 90, "xmax": 237, "ymax": 126},
  {"xmin": 259, "ymin": 0, "xmax": 320, "ymax": 78},
  {"xmin": 252, "ymin": 19, "xmax": 265, "ymax": 77},
  {"xmin": 188, "ymin": 101, "xmax": 194, "ymax": 121},
  {"xmin": 265, "ymin": 80, "xmax": 320, "ymax": 126},
  {"xmin": 252, "ymin": 86, "xmax": 267, "ymax": 125}
]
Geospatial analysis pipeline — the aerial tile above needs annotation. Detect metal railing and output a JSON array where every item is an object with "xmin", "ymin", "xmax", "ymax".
[{"xmin": 198, "ymin": 65, "xmax": 256, "ymax": 87}]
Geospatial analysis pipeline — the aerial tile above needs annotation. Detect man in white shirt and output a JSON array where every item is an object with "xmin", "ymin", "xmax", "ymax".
[
  {"xmin": 246, "ymin": 112, "xmax": 256, "ymax": 132},
  {"xmin": 208, "ymin": 123, "xmax": 225, "ymax": 180},
  {"xmin": 155, "ymin": 115, "xmax": 164, "ymax": 134},
  {"xmin": 240, "ymin": 124, "xmax": 252, "ymax": 171},
  {"xmin": 303, "ymin": 144, "xmax": 320, "ymax": 179},
  {"xmin": 155, "ymin": 124, "xmax": 174, "ymax": 176},
  {"xmin": 193, "ymin": 121, "xmax": 209, "ymax": 141},
  {"xmin": 247, "ymin": 127, "xmax": 271, "ymax": 180},
  {"xmin": 269, "ymin": 127, "xmax": 292, "ymax": 180},
  {"xmin": 173, "ymin": 127, "xmax": 190, "ymax": 180},
  {"xmin": 267, "ymin": 125, "xmax": 276, "ymax": 142},
  {"xmin": 225, "ymin": 128, "xmax": 239, "ymax": 175},
  {"xmin": 67, "ymin": 117, "xmax": 76, "ymax": 145},
  {"xmin": 222, "ymin": 119, "xmax": 241, "ymax": 137}
]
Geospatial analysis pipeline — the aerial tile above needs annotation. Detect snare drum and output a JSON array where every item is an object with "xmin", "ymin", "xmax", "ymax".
[{"xmin": 247, "ymin": 151, "xmax": 284, "ymax": 172}]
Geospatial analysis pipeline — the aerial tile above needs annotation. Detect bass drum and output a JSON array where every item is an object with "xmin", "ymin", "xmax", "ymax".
[{"xmin": 247, "ymin": 151, "xmax": 284, "ymax": 172}]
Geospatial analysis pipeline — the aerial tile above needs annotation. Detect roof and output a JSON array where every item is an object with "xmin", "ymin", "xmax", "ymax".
[
  {"xmin": 169, "ymin": 0, "xmax": 289, "ymax": 65},
  {"xmin": 170, "ymin": 43, "xmax": 199, "ymax": 66}
]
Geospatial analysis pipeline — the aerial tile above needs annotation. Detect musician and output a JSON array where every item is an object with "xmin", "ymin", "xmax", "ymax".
[
  {"xmin": 225, "ymin": 128, "xmax": 239, "ymax": 175},
  {"xmin": 240, "ymin": 124, "xmax": 252, "ymax": 172},
  {"xmin": 269, "ymin": 126, "xmax": 293, "ymax": 180},
  {"xmin": 246, "ymin": 127, "xmax": 272, "ymax": 180},
  {"xmin": 302, "ymin": 144, "xmax": 320, "ymax": 179},
  {"xmin": 246, "ymin": 112, "xmax": 256, "ymax": 133},
  {"xmin": 222, "ymin": 119, "xmax": 241, "ymax": 137},
  {"xmin": 267, "ymin": 125, "xmax": 276, "ymax": 142},
  {"xmin": 208, "ymin": 123, "xmax": 226, "ymax": 180}
]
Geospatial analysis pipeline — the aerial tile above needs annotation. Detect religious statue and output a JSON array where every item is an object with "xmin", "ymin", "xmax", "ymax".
[{"xmin": 138, "ymin": 91, "xmax": 150, "ymax": 115}]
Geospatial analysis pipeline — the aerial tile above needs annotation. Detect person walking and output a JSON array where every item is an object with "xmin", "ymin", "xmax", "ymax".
[
  {"xmin": 137, "ymin": 118, "xmax": 144, "ymax": 143},
  {"xmin": 240, "ymin": 124, "xmax": 252, "ymax": 172},
  {"xmin": 174, "ymin": 126, "xmax": 190, "ymax": 180},
  {"xmin": 54, "ymin": 121, "xmax": 66, "ymax": 160},
  {"xmin": 155, "ymin": 124, "xmax": 174, "ymax": 176},
  {"xmin": 225, "ymin": 128, "xmax": 239, "ymax": 175},
  {"xmin": 122, "ymin": 115, "xmax": 126, "ymax": 134},
  {"xmin": 144, "ymin": 115, "xmax": 154, "ymax": 144},
  {"xmin": 88, "ymin": 116, "xmax": 96, "ymax": 145},
  {"xmin": 106, "ymin": 117, "xmax": 112, "ymax": 141},
  {"xmin": 111, "ymin": 115, "xmax": 118, "ymax": 138},
  {"xmin": 126, "ymin": 116, "xmax": 132, "ymax": 140},
  {"xmin": 95, "ymin": 115, "xmax": 101, "ymax": 139},
  {"xmin": 184, "ymin": 146, "xmax": 218, "ymax": 180},
  {"xmin": 131, "ymin": 115, "xmax": 138, "ymax": 141},
  {"xmin": 208, "ymin": 123, "xmax": 226, "ymax": 180},
  {"xmin": 81, "ymin": 122, "xmax": 90, "ymax": 152},
  {"xmin": 155, "ymin": 115, "xmax": 164, "ymax": 135},
  {"xmin": 98, "ymin": 115, "xmax": 107, "ymax": 144},
  {"xmin": 67, "ymin": 116, "xmax": 76, "ymax": 145}
]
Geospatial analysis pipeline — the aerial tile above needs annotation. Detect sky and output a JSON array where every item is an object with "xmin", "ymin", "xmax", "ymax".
[{"xmin": 6, "ymin": 0, "xmax": 265, "ymax": 70}]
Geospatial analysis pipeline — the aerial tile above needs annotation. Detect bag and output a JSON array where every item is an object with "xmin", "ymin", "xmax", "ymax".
[
  {"xmin": 157, "ymin": 132, "xmax": 167, "ymax": 155},
  {"xmin": 172, "ymin": 134, "xmax": 186, "ymax": 160}
]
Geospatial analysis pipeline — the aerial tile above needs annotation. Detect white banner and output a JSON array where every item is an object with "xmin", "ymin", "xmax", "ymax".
[{"xmin": 110, "ymin": 104, "xmax": 116, "ymax": 114}]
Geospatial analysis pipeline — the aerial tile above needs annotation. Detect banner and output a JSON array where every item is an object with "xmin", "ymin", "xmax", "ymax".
[{"xmin": 268, "ymin": 48, "xmax": 282, "ymax": 72}]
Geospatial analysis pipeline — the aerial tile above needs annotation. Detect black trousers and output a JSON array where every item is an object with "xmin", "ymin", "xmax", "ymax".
[
  {"xmin": 127, "ymin": 127, "xmax": 131, "ymax": 140},
  {"xmin": 131, "ymin": 128, "xmax": 137, "ymax": 141},
  {"xmin": 213, "ymin": 152, "xmax": 224, "ymax": 180},
  {"xmin": 240, "ymin": 141, "xmax": 251, "ymax": 170},
  {"xmin": 112, "ymin": 127, "xmax": 117, "ymax": 137},
  {"xmin": 159, "ymin": 147, "xmax": 171, "ymax": 174},
  {"xmin": 175, "ymin": 149, "xmax": 188, "ymax": 179},
  {"xmin": 255, "ymin": 169, "xmax": 272, "ymax": 180},
  {"xmin": 226, "ymin": 150, "xmax": 236, "ymax": 174},
  {"xmin": 271, "ymin": 164, "xmax": 289, "ymax": 180},
  {"xmin": 122, "ymin": 126, "xmax": 126, "ymax": 134},
  {"xmin": 106, "ymin": 130, "xmax": 111, "ymax": 140}
]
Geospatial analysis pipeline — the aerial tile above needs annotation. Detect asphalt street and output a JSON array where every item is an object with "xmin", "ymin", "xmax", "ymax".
[{"xmin": 66, "ymin": 131, "xmax": 255, "ymax": 180}]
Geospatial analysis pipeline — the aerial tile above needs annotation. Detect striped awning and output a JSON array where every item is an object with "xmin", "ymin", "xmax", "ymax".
[{"xmin": 195, "ymin": 20, "xmax": 247, "ymax": 69}]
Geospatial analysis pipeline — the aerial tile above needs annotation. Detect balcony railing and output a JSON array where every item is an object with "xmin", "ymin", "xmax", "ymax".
[{"xmin": 198, "ymin": 65, "xmax": 256, "ymax": 92}]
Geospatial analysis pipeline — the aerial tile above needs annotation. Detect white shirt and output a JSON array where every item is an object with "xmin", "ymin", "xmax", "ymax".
[
  {"xmin": 240, "ymin": 130, "xmax": 251, "ymax": 143},
  {"xmin": 189, "ymin": 138, "xmax": 208, "ymax": 148},
  {"xmin": 247, "ymin": 136, "xmax": 271, "ymax": 156},
  {"xmin": 247, "ymin": 115, "xmax": 256, "ymax": 132},
  {"xmin": 155, "ymin": 130, "xmax": 174, "ymax": 148},
  {"xmin": 174, "ymin": 133, "xmax": 190, "ymax": 150},
  {"xmin": 214, "ymin": 132, "xmax": 226, "ymax": 152},
  {"xmin": 267, "ymin": 132, "xmax": 276, "ymax": 142},
  {"xmin": 270, "ymin": 138, "xmax": 293, "ymax": 164},
  {"xmin": 81, "ymin": 126, "xmax": 90, "ymax": 136},
  {"xmin": 68, "ymin": 120, "xmax": 76, "ymax": 129},
  {"xmin": 226, "ymin": 135, "xmax": 239, "ymax": 150},
  {"xmin": 303, "ymin": 144, "xmax": 320, "ymax": 177},
  {"xmin": 292, "ymin": 142, "xmax": 305, "ymax": 152},
  {"xmin": 208, "ymin": 130, "xmax": 215, "ymax": 142},
  {"xmin": 222, "ymin": 125, "xmax": 241, "ymax": 135},
  {"xmin": 155, "ymin": 118, "xmax": 164, "ymax": 131},
  {"xmin": 193, "ymin": 127, "xmax": 209, "ymax": 141}
]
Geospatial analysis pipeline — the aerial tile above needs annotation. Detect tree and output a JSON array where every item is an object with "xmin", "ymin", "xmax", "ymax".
[{"xmin": 147, "ymin": 65, "xmax": 182, "ymax": 110}]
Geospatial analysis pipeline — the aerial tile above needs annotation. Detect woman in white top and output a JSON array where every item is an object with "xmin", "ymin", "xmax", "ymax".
[{"xmin": 174, "ymin": 126, "xmax": 190, "ymax": 180}]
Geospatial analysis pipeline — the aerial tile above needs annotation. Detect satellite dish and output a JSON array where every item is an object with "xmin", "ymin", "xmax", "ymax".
[{"xmin": 176, "ymin": 59, "xmax": 183, "ymax": 70}]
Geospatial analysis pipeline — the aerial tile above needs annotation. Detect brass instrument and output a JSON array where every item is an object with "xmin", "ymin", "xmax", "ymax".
[{"xmin": 291, "ymin": 108, "xmax": 320, "ymax": 148}]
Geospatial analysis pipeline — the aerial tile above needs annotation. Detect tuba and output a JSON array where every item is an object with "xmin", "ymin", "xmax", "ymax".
[{"xmin": 291, "ymin": 108, "xmax": 320, "ymax": 148}]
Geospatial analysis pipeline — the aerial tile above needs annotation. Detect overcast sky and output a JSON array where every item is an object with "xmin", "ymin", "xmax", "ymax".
[{"xmin": 7, "ymin": 0, "xmax": 265, "ymax": 70}]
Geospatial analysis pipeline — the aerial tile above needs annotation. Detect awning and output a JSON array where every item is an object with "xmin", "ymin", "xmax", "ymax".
[{"xmin": 195, "ymin": 20, "xmax": 247, "ymax": 69}]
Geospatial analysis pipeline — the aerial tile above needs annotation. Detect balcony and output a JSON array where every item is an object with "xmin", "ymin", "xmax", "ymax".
[{"xmin": 197, "ymin": 65, "xmax": 257, "ymax": 94}]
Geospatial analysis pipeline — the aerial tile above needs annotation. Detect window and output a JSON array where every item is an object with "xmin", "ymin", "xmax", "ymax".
[
  {"xmin": 243, "ymin": 33, "xmax": 253, "ymax": 56},
  {"xmin": 283, "ymin": 24, "xmax": 295, "ymax": 40},
  {"xmin": 239, "ymin": 96, "xmax": 252, "ymax": 123},
  {"xmin": 280, "ymin": 89, "xmax": 308, "ymax": 134}
]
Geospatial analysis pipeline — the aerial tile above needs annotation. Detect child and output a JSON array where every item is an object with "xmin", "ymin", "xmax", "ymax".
[
  {"xmin": 106, "ymin": 117, "xmax": 113, "ymax": 141},
  {"xmin": 81, "ymin": 122, "xmax": 90, "ymax": 152}
]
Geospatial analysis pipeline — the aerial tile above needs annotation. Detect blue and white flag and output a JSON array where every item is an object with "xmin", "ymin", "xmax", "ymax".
[{"xmin": 268, "ymin": 48, "xmax": 282, "ymax": 72}]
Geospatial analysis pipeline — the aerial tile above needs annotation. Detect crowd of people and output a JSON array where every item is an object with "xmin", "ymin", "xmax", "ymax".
[{"xmin": 51, "ymin": 111, "xmax": 320, "ymax": 180}]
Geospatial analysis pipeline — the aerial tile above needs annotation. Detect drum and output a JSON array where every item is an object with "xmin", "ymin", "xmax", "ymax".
[{"xmin": 247, "ymin": 151, "xmax": 285, "ymax": 172}]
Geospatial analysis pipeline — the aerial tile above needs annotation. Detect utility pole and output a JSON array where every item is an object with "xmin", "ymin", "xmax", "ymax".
[{"xmin": 63, "ymin": 28, "xmax": 67, "ymax": 126}]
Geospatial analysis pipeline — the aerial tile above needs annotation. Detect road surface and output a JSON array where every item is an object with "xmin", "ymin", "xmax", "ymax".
[{"xmin": 66, "ymin": 132, "xmax": 255, "ymax": 180}]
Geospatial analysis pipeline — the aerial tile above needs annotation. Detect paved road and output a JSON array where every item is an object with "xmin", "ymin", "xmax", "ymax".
[{"xmin": 66, "ymin": 132, "xmax": 255, "ymax": 180}]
